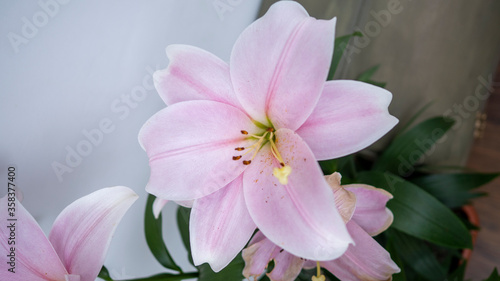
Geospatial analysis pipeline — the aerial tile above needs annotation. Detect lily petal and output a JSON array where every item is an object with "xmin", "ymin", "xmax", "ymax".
[
  {"xmin": 0, "ymin": 196, "xmax": 68, "ymax": 281},
  {"xmin": 297, "ymin": 80, "xmax": 398, "ymax": 160},
  {"xmin": 230, "ymin": 1, "xmax": 336, "ymax": 130},
  {"xmin": 152, "ymin": 198, "xmax": 168, "ymax": 219},
  {"xmin": 48, "ymin": 186, "xmax": 138, "ymax": 281},
  {"xmin": 244, "ymin": 128, "xmax": 352, "ymax": 261},
  {"xmin": 190, "ymin": 175, "xmax": 256, "ymax": 272},
  {"xmin": 325, "ymin": 173, "xmax": 356, "ymax": 223},
  {"xmin": 345, "ymin": 184, "xmax": 394, "ymax": 236},
  {"xmin": 155, "ymin": 45, "xmax": 242, "ymax": 109},
  {"xmin": 267, "ymin": 251, "xmax": 304, "ymax": 281},
  {"xmin": 243, "ymin": 232, "xmax": 279, "ymax": 279},
  {"xmin": 64, "ymin": 275, "xmax": 80, "ymax": 281},
  {"xmin": 139, "ymin": 100, "xmax": 259, "ymax": 200},
  {"xmin": 321, "ymin": 221, "xmax": 400, "ymax": 281}
]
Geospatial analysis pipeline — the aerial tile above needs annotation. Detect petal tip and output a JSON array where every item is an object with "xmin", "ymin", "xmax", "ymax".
[
  {"xmin": 105, "ymin": 186, "xmax": 139, "ymax": 203},
  {"xmin": 270, "ymin": 0, "xmax": 309, "ymax": 16},
  {"xmin": 152, "ymin": 197, "xmax": 168, "ymax": 219},
  {"xmin": 165, "ymin": 44, "xmax": 185, "ymax": 58}
]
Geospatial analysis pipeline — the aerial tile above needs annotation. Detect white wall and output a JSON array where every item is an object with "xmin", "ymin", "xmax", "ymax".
[{"xmin": 0, "ymin": 0, "xmax": 262, "ymax": 279}]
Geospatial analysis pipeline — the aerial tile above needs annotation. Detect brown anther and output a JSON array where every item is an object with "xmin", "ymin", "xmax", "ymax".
[
  {"xmin": 266, "ymin": 128, "xmax": 274, "ymax": 132},
  {"xmin": 232, "ymin": 156, "xmax": 242, "ymax": 160},
  {"xmin": 241, "ymin": 130, "xmax": 248, "ymax": 135},
  {"xmin": 243, "ymin": 160, "xmax": 252, "ymax": 165},
  {"xmin": 280, "ymin": 162, "xmax": 285, "ymax": 167},
  {"xmin": 235, "ymin": 147, "xmax": 245, "ymax": 151}
]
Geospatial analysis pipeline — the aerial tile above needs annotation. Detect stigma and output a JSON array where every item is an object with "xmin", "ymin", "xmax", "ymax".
[{"xmin": 273, "ymin": 165, "xmax": 292, "ymax": 185}]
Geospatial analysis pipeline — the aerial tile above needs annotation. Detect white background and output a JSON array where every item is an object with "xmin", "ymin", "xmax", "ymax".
[{"xmin": 0, "ymin": 0, "xmax": 261, "ymax": 279}]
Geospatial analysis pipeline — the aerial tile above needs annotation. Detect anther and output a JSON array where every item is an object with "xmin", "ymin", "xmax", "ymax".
[
  {"xmin": 232, "ymin": 156, "xmax": 242, "ymax": 160},
  {"xmin": 235, "ymin": 147, "xmax": 245, "ymax": 151},
  {"xmin": 241, "ymin": 130, "xmax": 248, "ymax": 135},
  {"xmin": 243, "ymin": 160, "xmax": 252, "ymax": 165},
  {"xmin": 280, "ymin": 162, "xmax": 285, "ymax": 167},
  {"xmin": 266, "ymin": 128, "xmax": 274, "ymax": 132}
]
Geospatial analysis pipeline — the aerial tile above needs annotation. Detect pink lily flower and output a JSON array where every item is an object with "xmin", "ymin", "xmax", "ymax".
[
  {"xmin": 242, "ymin": 173, "xmax": 400, "ymax": 281},
  {"xmin": 139, "ymin": 1, "xmax": 398, "ymax": 271},
  {"xmin": 0, "ymin": 186, "xmax": 138, "ymax": 281}
]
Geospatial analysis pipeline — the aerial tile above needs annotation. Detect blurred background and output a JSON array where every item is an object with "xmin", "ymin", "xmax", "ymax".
[
  {"xmin": 0, "ymin": 0, "xmax": 262, "ymax": 278},
  {"xmin": 1, "ymin": 0, "xmax": 499, "ymax": 280}
]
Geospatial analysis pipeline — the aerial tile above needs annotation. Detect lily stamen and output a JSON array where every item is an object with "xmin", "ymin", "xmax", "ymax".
[
  {"xmin": 311, "ymin": 261, "xmax": 325, "ymax": 281},
  {"xmin": 242, "ymin": 132, "xmax": 268, "ymax": 155},
  {"xmin": 267, "ymin": 132, "xmax": 285, "ymax": 165},
  {"xmin": 233, "ymin": 129, "xmax": 292, "ymax": 184},
  {"xmin": 233, "ymin": 131, "xmax": 270, "ymax": 164},
  {"xmin": 233, "ymin": 128, "xmax": 293, "ymax": 183},
  {"xmin": 244, "ymin": 134, "xmax": 268, "ymax": 163}
]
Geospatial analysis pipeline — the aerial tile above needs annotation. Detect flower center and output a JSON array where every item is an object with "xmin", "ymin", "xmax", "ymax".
[{"xmin": 232, "ymin": 127, "xmax": 292, "ymax": 185}]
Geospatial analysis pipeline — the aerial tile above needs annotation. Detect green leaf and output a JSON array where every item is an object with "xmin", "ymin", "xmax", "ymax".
[
  {"xmin": 447, "ymin": 261, "xmax": 467, "ymax": 281},
  {"xmin": 385, "ymin": 237, "xmax": 407, "ymax": 281},
  {"xmin": 327, "ymin": 31, "xmax": 362, "ymax": 80},
  {"xmin": 98, "ymin": 266, "xmax": 113, "ymax": 281},
  {"xmin": 338, "ymin": 155, "xmax": 357, "ymax": 180},
  {"xmin": 362, "ymin": 79, "xmax": 386, "ymax": 88},
  {"xmin": 319, "ymin": 159, "xmax": 337, "ymax": 175},
  {"xmin": 413, "ymin": 173, "xmax": 498, "ymax": 191},
  {"xmin": 398, "ymin": 101, "xmax": 435, "ymax": 135},
  {"xmin": 144, "ymin": 194, "xmax": 182, "ymax": 272},
  {"xmin": 357, "ymin": 171, "xmax": 472, "ymax": 249},
  {"xmin": 411, "ymin": 173, "xmax": 498, "ymax": 208},
  {"xmin": 415, "ymin": 165, "xmax": 474, "ymax": 174},
  {"xmin": 484, "ymin": 268, "xmax": 500, "ymax": 281},
  {"xmin": 198, "ymin": 253, "xmax": 246, "ymax": 281},
  {"xmin": 389, "ymin": 229, "xmax": 446, "ymax": 281},
  {"xmin": 373, "ymin": 117, "xmax": 455, "ymax": 175},
  {"xmin": 357, "ymin": 65, "xmax": 380, "ymax": 81},
  {"xmin": 319, "ymin": 155, "xmax": 357, "ymax": 179},
  {"xmin": 356, "ymin": 65, "xmax": 387, "ymax": 88},
  {"xmin": 176, "ymin": 206, "xmax": 194, "ymax": 265}
]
